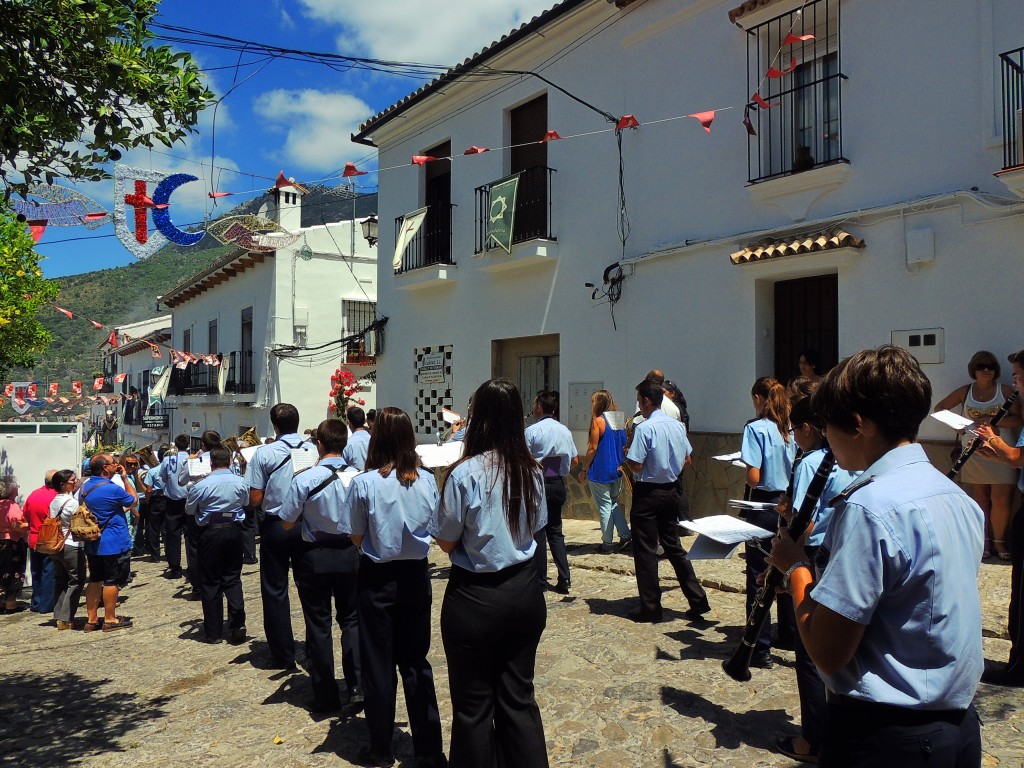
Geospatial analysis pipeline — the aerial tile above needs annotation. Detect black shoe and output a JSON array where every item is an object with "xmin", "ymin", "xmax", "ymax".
[
  {"xmin": 626, "ymin": 608, "xmax": 664, "ymax": 624},
  {"xmin": 201, "ymin": 635, "xmax": 224, "ymax": 645},
  {"xmin": 164, "ymin": 568, "xmax": 183, "ymax": 579},
  {"xmin": 751, "ymin": 650, "xmax": 774, "ymax": 669},
  {"xmin": 348, "ymin": 686, "xmax": 365, "ymax": 707},
  {"xmin": 242, "ymin": 555, "xmax": 258, "ymax": 565},
  {"xmin": 310, "ymin": 698, "xmax": 342, "ymax": 715},
  {"xmin": 356, "ymin": 749, "xmax": 395, "ymax": 767},
  {"xmin": 981, "ymin": 667, "xmax": 1024, "ymax": 687},
  {"xmin": 229, "ymin": 626, "xmax": 248, "ymax": 645},
  {"xmin": 684, "ymin": 604, "xmax": 711, "ymax": 621},
  {"xmin": 551, "ymin": 581, "xmax": 570, "ymax": 595},
  {"xmin": 775, "ymin": 736, "xmax": 819, "ymax": 765},
  {"xmin": 184, "ymin": 591, "xmax": 201, "ymax": 601},
  {"xmin": 617, "ymin": 537, "xmax": 632, "ymax": 552},
  {"xmin": 269, "ymin": 660, "xmax": 298, "ymax": 672},
  {"xmin": 415, "ymin": 757, "xmax": 449, "ymax": 768}
]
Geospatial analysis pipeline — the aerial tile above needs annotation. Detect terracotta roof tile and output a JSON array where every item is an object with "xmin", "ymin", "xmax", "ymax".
[
  {"xmin": 730, "ymin": 229, "xmax": 864, "ymax": 264},
  {"xmin": 728, "ymin": 0, "xmax": 787, "ymax": 25}
]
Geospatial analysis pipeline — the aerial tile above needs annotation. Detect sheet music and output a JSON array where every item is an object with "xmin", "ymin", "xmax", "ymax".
[
  {"xmin": 338, "ymin": 468, "xmax": 360, "ymax": 488},
  {"xmin": 416, "ymin": 441, "xmax": 464, "ymax": 469},
  {"xmin": 604, "ymin": 410, "xmax": 626, "ymax": 430},
  {"xmin": 679, "ymin": 515, "xmax": 775, "ymax": 546},
  {"xmin": 187, "ymin": 456, "xmax": 211, "ymax": 478},
  {"xmin": 239, "ymin": 445, "xmax": 260, "ymax": 463},
  {"xmin": 727, "ymin": 499, "xmax": 778, "ymax": 512},
  {"xmin": 442, "ymin": 407, "xmax": 461, "ymax": 424},
  {"xmin": 290, "ymin": 448, "xmax": 318, "ymax": 474},
  {"xmin": 930, "ymin": 410, "xmax": 974, "ymax": 431},
  {"xmin": 712, "ymin": 451, "xmax": 747, "ymax": 468}
]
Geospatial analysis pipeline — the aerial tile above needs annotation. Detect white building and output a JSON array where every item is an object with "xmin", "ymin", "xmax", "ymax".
[
  {"xmin": 354, "ymin": 0, "xmax": 1024, "ymax": 514},
  {"xmin": 157, "ymin": 179, "xmax": 379, "ymax": 445}
]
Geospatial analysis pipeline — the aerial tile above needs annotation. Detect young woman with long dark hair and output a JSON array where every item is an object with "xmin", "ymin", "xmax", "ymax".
[{"xmin": 430, "ymin": 379, "xmax": 548, "ymax": 768}]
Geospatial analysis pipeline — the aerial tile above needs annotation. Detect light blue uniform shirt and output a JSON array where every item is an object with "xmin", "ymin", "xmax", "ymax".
[
  {"xmin": 342, "ymin": 429, "xmax": 371, "ymax": 471},
  {"xmin": 159, "ymin": 450, "xmax": 191, "ymax": 500},
  {"xmin": 1016, "ymin": 431, "xmax": 1024, "ymax": 491},
  {"xmin": 278, "ymin": 457, "xmax": 356, "ymax": 543},
  {"xmin": 811, "ymin": 443, "xmax": 984, "ymax": 709},
  {"xmin": 790, "ymin": 448, "xmax": 860, "ymax": 547},
  {"xmin": 342, "ymin": 468, "xmax": 436, "ymax": 562},
  {"xmin": 185, "ymin": 469, "xmax": 249, "ymax": 525},
  {"xmin": 626, "ymin": 409, "xmax": 691, "ymax": 483},
  {"xmin": 525, "ymin": 416, "xmax": 578, "ymax": 477},
  {"xmin": 244, "ymin": 433, "xmax": 317, "ymax": 518},
  {"xmin": 741, "ymin": 417, "xmax": 796, "ymax": 493},
  {"xmin": 431, "ymin": 451, "xmax": 547, "ymax": 572},
  {"xmin": 145, "ymin": 465, "xmax": 165, "ymax": 495}
]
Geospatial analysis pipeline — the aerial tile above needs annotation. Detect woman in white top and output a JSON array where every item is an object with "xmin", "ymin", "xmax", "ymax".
[
  {"xmin": 48, "ymin": 469, "xmax": 86, "ymax": 630},
  {"xmin": 934, "ymin": 350, "xmax": 1022, "ymax": 560}
]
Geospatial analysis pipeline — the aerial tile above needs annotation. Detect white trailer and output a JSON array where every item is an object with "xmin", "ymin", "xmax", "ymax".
[{"xmin": 0, "ymin": 422, "xmax": 84, "ymax": 501}]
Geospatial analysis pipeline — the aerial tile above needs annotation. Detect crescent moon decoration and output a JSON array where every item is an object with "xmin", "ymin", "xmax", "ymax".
[
  {"xmin": 7, "ymin": 183, "xmax": 110, "ymax": 237},
  {"xmin": 207, "ymin": 214, "xmax": 300, "ymax": 252},
  {"xmin": 152, "ymin": 173, "xmax": 205, "ymax": 246}
]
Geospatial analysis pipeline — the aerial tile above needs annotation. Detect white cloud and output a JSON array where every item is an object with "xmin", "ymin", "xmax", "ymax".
[
  {"xmin": 296, "ymin": 0, "xmax": 556, "ymax": 64},
  {"xmin": 252, "ymin": 89, "xmax": 375, "ymax": 173}
]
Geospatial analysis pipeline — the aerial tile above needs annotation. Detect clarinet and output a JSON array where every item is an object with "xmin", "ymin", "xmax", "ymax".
[
  {"xmin": 723, "ymin": 450, "xmax": 836, "ymax": 682},
  {"xmin": 947, "ymin": 390, "xmax": 1020, "ymax": 479}
]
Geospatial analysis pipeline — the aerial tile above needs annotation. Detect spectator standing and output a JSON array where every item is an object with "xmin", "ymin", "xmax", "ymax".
[
  {"xmin": 0, "ymin": 475, "xmax": 28, "ymax": 612},
  {"xmin": 48, "ymin": 470, "xmax": 86, "ymax": 630},
  {"xmin": 23, "ymin": 470, "xmax": 58, "ymax": 614},
  {"xmin": 577, "ymin": 390, "xmax": 631, "ymax": 553}
]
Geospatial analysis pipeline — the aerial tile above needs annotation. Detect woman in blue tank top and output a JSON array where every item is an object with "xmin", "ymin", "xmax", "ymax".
[{"xmin": 577, "ymin": 390, "xmax": 630, "ymax": 553}]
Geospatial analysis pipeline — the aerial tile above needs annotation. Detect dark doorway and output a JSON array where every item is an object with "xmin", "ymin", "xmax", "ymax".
[
  {"xmin": 773, "ymin": 274, "xmax": 838, "ymax": 382},
  {"xmin": 510, "ymin": 94, "xmax": 548, "ymax": 242},
  {"xmin": 424, "ymin": 140, "xmax": 452, "ymax": 266}
]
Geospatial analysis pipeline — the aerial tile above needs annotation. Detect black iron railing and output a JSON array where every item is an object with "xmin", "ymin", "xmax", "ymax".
[
  {"xmin": 474, "ymin": 165, "xmax": 556, "ymax": 254},
  {"xmin": 342, "ymin": 301, "xmax": 377, "ymax": 364},
  {"xmin": 1001, "ymin": 47, "xmax": 1024, "ymax": 170},
  {"xmin": 394, "ymin": 204, "xmax": 456, "ymax": 274},
  {"xmin": 168, "ymin": 351, "xmax": 254, "ymax": 396}
]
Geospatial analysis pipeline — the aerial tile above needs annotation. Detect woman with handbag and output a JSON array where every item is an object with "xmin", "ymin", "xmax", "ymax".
[
  {"xmin": 47, "ymin": 470, "xmax": 87, "ymax": 630},
  {"xmin": 0, "ymin": 474, "xmax": 28, "ymax": 613}
]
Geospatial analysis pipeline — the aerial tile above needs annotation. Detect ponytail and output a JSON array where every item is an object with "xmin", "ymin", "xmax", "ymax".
[{"xmin": 752, "ymin": 376, "xmax": 791, "ymax": 443}]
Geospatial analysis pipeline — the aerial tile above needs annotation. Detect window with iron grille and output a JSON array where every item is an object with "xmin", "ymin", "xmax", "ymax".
[
  {"xmin": 342, "ymin": 300, "xmax": 377, "ymax": 364},
  {"xmin": 745, "ymin": 0, "xmax": 847, "ymax": 183}
]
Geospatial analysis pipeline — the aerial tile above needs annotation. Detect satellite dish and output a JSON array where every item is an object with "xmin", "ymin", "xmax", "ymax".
[{"xmin": 258, "ymin": 201, "xmax": 274, "ymax": 220}]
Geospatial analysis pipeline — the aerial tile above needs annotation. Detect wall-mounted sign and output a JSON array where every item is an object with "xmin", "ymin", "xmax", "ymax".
[
  {"xmin": 142, "ymin": 414, "xmax": 169, "ymax": 430},
  {"xmin": 418, "ymin": 351, "xmax": 446, "ymax": 384}
]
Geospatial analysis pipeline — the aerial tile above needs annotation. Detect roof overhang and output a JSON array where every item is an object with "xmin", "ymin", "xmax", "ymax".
[{"xmin": 161, "ymin": 248, "xmax": 274, "ymax": 309}]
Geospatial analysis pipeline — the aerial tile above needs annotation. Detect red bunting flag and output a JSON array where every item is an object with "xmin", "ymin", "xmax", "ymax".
[
  {"xmin": 3, "ymin": 384, "xmax": 13, "ymax": 397},
  {"xmin": 14, "ymin": 397, "xmax": 26, "ymax": 410},
  {"xmin": 89, "ymin": 320, "xmax": 103, "ymax": 330},
  {"xmin": 72, "ymin": 381, "xmax": 82, "ymax": 395},
  {"xmin": 783, "ymin": 33, "xmax": 815, "ymax": 45},
  {"xmin": 175, "ymin": 360, "xmax": 189, "ymax": 370},
  {"xmin": 687, "ymin": 110, "xmax": 716, "ymax": 134},
  {"xmin": 743, "ymin": 106, "xmax": 757, "ymax": 136},
  {"xmin": 113, "ymin": 373, "xmax": 127, "ymax": 383},
  {"xmin": 752, "ymin": 91, "xmax": 781, "ymax": 109},
  {"xmin": 29, "ymin": 221, "xmax": 46, "ymax": 242},
  {"xmin": 208, "ymin": 191, "xmax": 231, "ymax": 198},
  {"xmin": 411, "ymin": 155, "xmax": 436, "ymax": 166},
  {"xmin": 44, "ymin": 397, "xmax": 54, "ymax": 403},
  {"xmin": 150, "ymin": 345, "xmax": 162, "ymax": 359},
  {"xmin": 53, "ymin": 305, "xmax": 74, "ymax": 319},
  {"xmin": 48, "ymin": 382, "xmax": 59, "ymax": 396},
  {"xmin": 59, "ymin": 396, "xmax": 69, "ymax": 404},
  {"xmin": 463, "ymin": 146, "xmax": 490, "ymax": 155},
  {"xmin": 27, "ymin": 384, "xmax": 37, "ymax": 398},
  {"xmin": 616, "ymin": 114, "xmax": 640, "ymax": 131},
  {"xmin": 767, "ymin": 58, "xmax": 797, "ymax": 78},
  {"xmin": 93, "ymin": 377, "xmax": 105, "ymax": 391},
  {"xmin": 342, "ymin": 162, "xmax": 368, "ymax": 177},
  {"xmin": 541, "ymin": 130, "xmax": 562, "ymax": 143},
  {"xmin": 108, "ymin": 330, "xmax": 118, "ymax": 348},
  {"xmin": 83, "ymin": 212, "xmax": 107, "ymax": 221}
]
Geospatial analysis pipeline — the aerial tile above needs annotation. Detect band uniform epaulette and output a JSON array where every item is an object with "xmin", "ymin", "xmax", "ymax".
[
  {"xmin": 744, "ymin": 417, "xmax": 758, "ymax": 426},
  {"xmin": 830, "ymin": 474, "xmax": 875, "ymax": 514}
]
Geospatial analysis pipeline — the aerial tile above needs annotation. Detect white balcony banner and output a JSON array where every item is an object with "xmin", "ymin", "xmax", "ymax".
[
  {"xmin": 148, "ymin": 365, "xmax": 171, "ymax": 410},
  {"xmin": 487, "ymin": 174, "xmax": 519, "ymax": 253},
  {"xmin": 217, "ymin": 354, "xmax": 233, "ymax": 395},
  {"xmin": 393, "ymin": 207, "xmax": 429, "ymax": 269}
]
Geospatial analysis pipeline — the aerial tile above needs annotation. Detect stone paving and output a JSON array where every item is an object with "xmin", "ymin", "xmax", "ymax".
[{"xmin": 1, "ymin": 520, "xmax": 1021, "ymax": 767}]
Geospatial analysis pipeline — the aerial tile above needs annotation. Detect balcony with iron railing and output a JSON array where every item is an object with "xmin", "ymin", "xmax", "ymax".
[
  {"xmin": 169, "ymin": 350, "xmax": 255, "ymax": 397},
  {"xmin": 474, "ymin": 165, "xmax": 556, "ymax": 255},
  {"xmin": 996, "ymin": 47, "xmax": 1024, "ymax": 198},
  {"xmin": 394, "ymin": 204, "xmax": 456, "ymax": 275}
]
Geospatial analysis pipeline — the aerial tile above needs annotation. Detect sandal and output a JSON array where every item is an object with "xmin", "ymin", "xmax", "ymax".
[
  {"xmin": 994, "ymin": 541, "xmax": 1012, "ymax": 561},
  {"xmin": 102, "ymin": 617, "xmax": 133, "ymax": 632}
]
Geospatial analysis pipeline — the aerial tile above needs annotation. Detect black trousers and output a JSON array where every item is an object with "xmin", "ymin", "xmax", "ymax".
[
  {"xmin": 1004, "ymin": 502, "xmax": 1024, "ymax": 680},
  {"xmin": 240, "ymin": 506, "xmax": 258, "ymax": 561},
  {"xmin": 441, "ymin": 560, "xmax": 548, "ymax": 768},
  {"xmin": 259, "ymin": 515, "xmax": 302, "ymax": 667},
  {"xmin": 744, "ymin": 492, "xmax": 782, "ymax": 654},
  {"xmin": 785, "ymin": 544, "xmax": 826, "ymax": 752},
  {"xmin": 185, "ymin": 515, "xmax": 201, "ymax": 590},
  {"xmin": 357, "ymin": 557, "xmax": 443, "ymax": 761},
  {"xmin": 533, "ymin": 477, "xmax": 570, "ymax": 588},
  {"xmin": 631, "ymin": 482, "xmax": 709, "ymax": 618},
  {"xmin": 292, "ymin": 538, "xmax": 361, "ymax": 709},
  {"xmin": 198, "ymin": 523, "xmax": 245, "ymax": 639},
  {"xmin": 146, "ymin": 494, "xmax": 166, "ymax": 558},
  {"xmin": 133, "ymin": 497, "xmax": 148, "ymax": 554},
  {"xmin": 822, "ymin": 698, "xmax": 981, "ymax": 768},
  {"xmin": 163, "ymin": 497, "xmax": 187, "ymax": 571}
]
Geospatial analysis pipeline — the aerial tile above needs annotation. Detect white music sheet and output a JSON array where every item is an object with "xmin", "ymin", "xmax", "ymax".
[
  {"xmin": 416, "ymin": 441, "xmax": 464, "ymax": 469},
  {"xmin": 604, "ymin": 411, "xmax": 626, "ymax": 430},
  {"xmin": 290, "ymin": 448, "xmax": 318, "ymax": 474},
  {"xmin": 713, "ymin": 451, "xmax": 747, "ymax": 469},
  {"xmin": 187, "ymin": 455, "xmax": 211, "ymax": 478},
  {"xmin": 679, "ymin": 515, "xmax": 775, "ymax": 559},
  {"xmin": 930, "ymin": 410, "xmax": 974, "ymax": 431}
]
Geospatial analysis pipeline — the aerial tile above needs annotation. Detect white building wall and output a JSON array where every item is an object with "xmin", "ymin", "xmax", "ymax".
[{"xmin": 366, "ymin": 0, "xmax": 1024, "ymax": 455}]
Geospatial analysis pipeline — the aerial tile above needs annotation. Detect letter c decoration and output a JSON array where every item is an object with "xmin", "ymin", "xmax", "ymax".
[{"xmin": 152, "ymin": 174, "xmax": 205, "ymax": 246}]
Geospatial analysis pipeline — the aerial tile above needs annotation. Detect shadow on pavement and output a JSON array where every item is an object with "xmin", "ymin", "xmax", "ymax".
[
  {"xmin": 661, "ymin": 686, "xmax": 793, "ymax": 751},
  {"xmin": 0, "ymin": 672, "xmax": 171, "ymax": 765}
]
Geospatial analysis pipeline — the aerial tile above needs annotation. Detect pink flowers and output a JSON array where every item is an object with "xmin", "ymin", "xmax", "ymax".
[{"xmin": 329, "ymin": 367, "xmax": 363, "ymax": 417}]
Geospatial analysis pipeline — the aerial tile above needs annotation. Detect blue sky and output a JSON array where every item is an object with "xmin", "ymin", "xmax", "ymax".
[{"xmin": 34, "ymin": 0, "xmax": 555, "ymax": 277}]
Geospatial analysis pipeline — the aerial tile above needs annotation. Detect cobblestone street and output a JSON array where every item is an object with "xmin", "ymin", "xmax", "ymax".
[{"xmin": 1, "ymin": 519, "xmax": 1021, "ymax": 767}]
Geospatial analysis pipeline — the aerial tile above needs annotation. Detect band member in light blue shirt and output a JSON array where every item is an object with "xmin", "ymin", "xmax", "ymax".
[
  {"xmin": 624, "ymin": 379, "xmax": 709, "ymax": 623},
  {"xmin": 143, "ymin": 446, "xmax": 168, "ymax": 559},
  {"xmin": 158, "ymin": 434, "xmax": 191, "ymax": 579},
  {"xmin": 431, "ymin": 379, "xmax": 548, "ymax": 768},
  {"xmin": 771, "ymin": 346, "xmax": 983, "ymax": 768},
  {"xmin": 244, "ymin": 403, "xmax": 317, "ymax": 670},
  {"xmin": 185, "ymin": 447, "xmax": 249, "ymax": 644},
  {"xmin": 524, "ymin": 390, "xmax": 578, "ymax": 594},
  {"xmin": 341, "ymin": 408, "xmax": 445, "ymax": 767},
  {"xmin": 342, "ymin": 406, "xmax": 371, "ymax": 471},
  {"xmin": 278, "ymin": 418, "xmax": 361, "ymax": 713}
]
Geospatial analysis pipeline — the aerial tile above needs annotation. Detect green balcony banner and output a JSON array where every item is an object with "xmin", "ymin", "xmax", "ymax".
[{"xmin": 486, "ymin": 174, "xmax": 519, "ymax": 253}]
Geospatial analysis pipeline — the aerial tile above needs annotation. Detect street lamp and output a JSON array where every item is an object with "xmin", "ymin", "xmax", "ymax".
[{"xmin": 360, "ymin": 214, "xmax": 379, "ymax": 247}]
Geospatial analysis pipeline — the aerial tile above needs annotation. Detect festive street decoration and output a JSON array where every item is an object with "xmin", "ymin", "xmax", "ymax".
[
  {"xmin": 463, "ymin": 146, "xmax": 489, "ymax": 155},
  {"xmin": 92, "ymin": 377, "xmax": 104, "ymax": 391},
  {"xmin": 113, "ymin": 373, "xmax": 127, "ymax": 383},
  {"xmin": 783, "ymin": 32, "xmax": 815, "ymax": 45},
  {"xmin": 152, "ymin": 173, "xmax": 206, "ymax": 246},
  {"xmin": 208, "ymin": 191, "xmax": 231, "ymax": 198},
  {"xmin": 48, "ymin": 382, "xmax": 58, "ymax": 396},
  {"xmin": 541, "ymin": 130, "xmax": 562, "ymax": 142},
  {"xmin": 411, "ymin": 155, "xmax": 436, "ymax": 166},
  {"xmin": 752, "ymin": 92, "xmax": 781, "ymax": 109},
  {"xmin": 393, "ymin": 207, "xmax": 428, "ymax": 270},
  {"xmin": 114, "ymin": 166, "xmax": 172, "ymax": 258},
  {"xmin": 486, "ymin": 175, "xmax": 519, "ymax": 254},
  {"xmin": 342, "ymin": 162, "xmax": 367, "ymax": 177},
  {"xmin": 767, "ymin": 58, "xmax": 797, "ymax": 78},
  {"xmin": 616, "ymin": 115, "xmax": 640, "ymax": 131},
  {"xmin": 72, "ymin": 381, "xmax": 82, "ymax": 395},
  {"xmin": 687, "ymin": 110, "xmax": 717, "ymax": 134},
  {"xmin": 7, "ymin": 183, "xmax": 110, "ymax": 235},
  {"xmin": 207, "ymin": 214, "xmax": 300, "ymax": 252}
]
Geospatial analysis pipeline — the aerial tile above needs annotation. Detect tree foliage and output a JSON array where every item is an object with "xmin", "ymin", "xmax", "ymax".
[
  {"xmin": 0, "ymin": 205, "xmax": 59, "ymax": 377},
  {"xmin": 0, "ymin": 0, "xmax": 215, "ymax": 188}
]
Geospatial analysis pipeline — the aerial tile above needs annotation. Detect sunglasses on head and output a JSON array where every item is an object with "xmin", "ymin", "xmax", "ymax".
[{"xmin": 975, "ymin": 363, "xmax": 996, "ymax": 371}]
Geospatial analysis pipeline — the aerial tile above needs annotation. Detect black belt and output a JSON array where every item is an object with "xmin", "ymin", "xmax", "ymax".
[
  {"xmin": 204, "ymin": 522, "xmax": 238, "ymax": 530},
  {"xmin": 308, "ymin": 530, "xmax": 353, "ymax": 545},
  {"xmin": 826, "ymin": 692, "xmax": 968, "ymax": 726},
  {"xmin": 544, "ymin": 476, "xmax": 565, "ymax": 484},
  {"xmin": 635, "ymin": 480, "xmax": 677, "ymax": 490}
]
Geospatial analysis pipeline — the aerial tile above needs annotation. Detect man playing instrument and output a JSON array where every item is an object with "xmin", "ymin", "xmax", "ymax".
[{"xmin": 769, "ymin": 346, "xmax": 984, "ymax": 768}]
